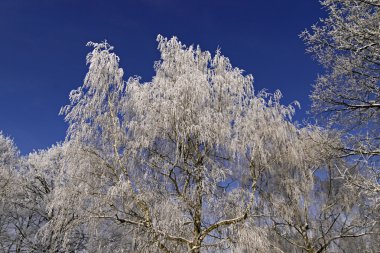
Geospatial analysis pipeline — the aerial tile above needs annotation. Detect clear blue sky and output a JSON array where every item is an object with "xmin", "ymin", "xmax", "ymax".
[{"xmin": 0, "ymin": 0, "xmax": 325, "ymax": 154}]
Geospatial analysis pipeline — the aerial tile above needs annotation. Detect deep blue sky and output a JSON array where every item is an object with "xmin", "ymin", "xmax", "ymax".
[{"xmin": 0, "ymin": 0, "xmax": 325, "ymax": 154}]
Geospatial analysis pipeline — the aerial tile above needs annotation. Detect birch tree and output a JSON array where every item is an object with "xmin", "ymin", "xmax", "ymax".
[
  {"xmin": 0, "ymin": 133, "xmax": 85, "ymax": 252},
  {"xmin": 301, "ymin": 0, "xmax": 380, "ymax": 152},
  {"xmin": 300, "ymin": 2, "xmax": 380, "ymax": 251},
  {"xmin": 0, "ymin": 133, "xmax": 49, "ymax": 252},
  {"xmin": 0, "ymin": 133, "xmax": 23, "ymax": 252},
  {"xmin": 301, "ymin": 0, "xmax": 380, "ymax": 203},
  {"xmin": 57, "ymin": 36, "xmax": 338, "ymax": 252},
  {"xmin": 26, "ymin": 144, "xmax": 87, "ymax": 252},
  {"xmin": 267, "ymin": 153, "xmax": 378, "ymax": 253}
]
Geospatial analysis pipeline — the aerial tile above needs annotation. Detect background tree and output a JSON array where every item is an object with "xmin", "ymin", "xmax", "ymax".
[
  {"xmin": 26, "ymin": 144, "xmax": 87, "ymax": 252},
  {"xmin": 301, "ymin": 0, "xmax": 380, "ymax": 220},
  {"xmin": 0, "ymin": 133, "xmax": 86, "ymax": 252},
  {"xmin": 301, "ymin": 0, "xmax": 380, "ymax": 153},
  {"xmin": 0, "ymin": 132, "xmax": 24, "ymax": 252},
  {"xmin": 0, "ymin": 133, "xmax": 49, "ymax": 252},
  {"xmin": 267, "ymin": 155, "xmax": 377, "ymax": 253}
]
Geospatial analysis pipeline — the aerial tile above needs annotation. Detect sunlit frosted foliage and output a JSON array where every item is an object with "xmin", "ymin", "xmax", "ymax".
[
  {"xmin": 55, "ymin": 36, "xmax": 339, "ymax": 252},
  {"xmin": 60, "ymin": 41, "xmax": 125, "ymax": 153},
  {"xmin": 0, "ymin": 132, "xmax": 18, "ymax": 168}
]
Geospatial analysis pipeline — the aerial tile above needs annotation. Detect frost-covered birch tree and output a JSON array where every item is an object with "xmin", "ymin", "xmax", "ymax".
[
  {"xmin": 0, "ymin": 133, "xmax": 23, "ymax": 252},
  {"xmin": 299, "ymin": 1, "xmax": 380, "ymax": 250},
  {"xmin": 0, "ymin": 132, "xmax": 86, "ymax": 252},
  {"xmin": 301, "ymin": 0, "xmax": 380, "ymax": 151},
  {"xmin": 0, "ymin": 134, "xmax": 52, "ymax": 252},
  {"xmin": 26, "ymin": 144, "xmax": 88, "ymax": 252},
  {"xmin": 55, "ymin": 35, "xmax": 340, "ymax": 252},
  {"xmin": 301, "ymin": 0, "xmax": 380, "ymax": 203},
  {"xmin": 266, "ymin": 132, "xmax": 378, "ymax": 253}
]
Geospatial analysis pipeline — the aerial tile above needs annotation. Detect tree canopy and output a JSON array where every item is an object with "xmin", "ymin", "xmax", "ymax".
[{"xmin": 0, "ymin": 1, "xmax": 379, "ymax": 252}]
